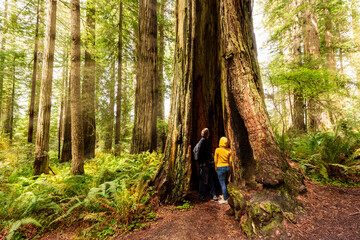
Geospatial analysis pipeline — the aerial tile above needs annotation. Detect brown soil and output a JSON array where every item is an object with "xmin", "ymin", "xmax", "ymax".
[{"xmin": 120, "ymin": 179, "xmax": 360, "ymax": 240}]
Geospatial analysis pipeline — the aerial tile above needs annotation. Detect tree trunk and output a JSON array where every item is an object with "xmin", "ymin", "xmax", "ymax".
[
  {"xmin": 61, "ymin": 71, "xmax": 72, "ymax": 163},
  {"xmin": 0, "ymin": 0, "xmax": 8, "ymax": 123},
  {"xmin": 291, "ymin": 0, "xmax": 306, "ymax": 133},
  {"xmin": 157, "ymin": 0, "xmax": 166, "ymax": 152},
  {"xmin": 82, "ymin": 0, "xmax": 96, "ymax": 159},
  {"xmin": 70, "ymin": 0, "xmax": 84, "ymax": 175},
  {"xmin": 351, "ymin": 0, "xmax": 360, "ymax": 90},
  {"xmin": 302, "ymin": 0, "xmax": 322, "ymax": 131},
  {"xmin": 154, "ymin": 0, "xmax": 304, "ymax": 235},
  {"xmin": 58, "ymin": 53, "xmax": 68, "ymax": 160},
  {"xmin": 324, "ymin": 1, "xmax": 336, "ymax": 73},
  {"xmin": 4, "ymin": 62, "xmax": 15, "ymax": 141},
  {"xmin": 115, "ymin": 2, "xmax": 123, "ymax": 156},
  {"xmin": 34, "ymin": 0, "xmax": 57, "ymax": 175},
  {"xmin": 131, "ymin": 0, "xmax": 158, "ymax": 153},
  {"xmin": 104, "ymin": 58, "xmax": 115, "ymax": 152},
  {"xmin": 28, "ymin": 0, "xmax": 41, "ymax": 143}
]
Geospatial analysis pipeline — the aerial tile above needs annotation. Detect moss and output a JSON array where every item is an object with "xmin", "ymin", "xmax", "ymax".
[{"xmin": 261, "ymin": 219, "xmax": 282, "ymax": 235}]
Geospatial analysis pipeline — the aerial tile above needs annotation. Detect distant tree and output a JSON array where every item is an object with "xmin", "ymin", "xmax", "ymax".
[
  {"xmin": 0, "ymin": 0, "xmax": 8, "ymax": 123},
  {"xmin": 82, "ymin": 0, "xmax": 96, "ymax": 159},
  {"xmin": 28, "ymin": 0, "xmax": 41, "ymax": 143},
  {"xmin": 34, "ymin": 0, "xmax": 57, "ymax": 175},
  {"xmin": 70, "ymin": 0, "xmax": 84, "ymax": 175},
  {"xmin": 115, "ymin": 1, "xmax": 123, "ymax": 155}
]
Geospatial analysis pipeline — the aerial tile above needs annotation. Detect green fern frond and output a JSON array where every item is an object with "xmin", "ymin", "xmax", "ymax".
[{"xmin": 7, "ymin": 218, "xmax": 41, "ymax": 240}]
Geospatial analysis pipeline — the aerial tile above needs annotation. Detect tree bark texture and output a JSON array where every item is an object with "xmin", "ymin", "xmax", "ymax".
[
  {"xmin": 28, "ymin": 0, "xmax": 41, "ymax": 143},
  {"xmin": 324, "ymin": 2, "xmax": 336, "ymax": 73},
  {"xmin": 131, "ymin": 0, "xmax": 158, "ymax": 153},
  {"xmin": 154, "ymin": 0, "xmax": 303, "ymax": 206},
  {"xmin": 34, "ymin": 0, "xmax": 57, "ymax": 175},
  {"xmin": 115, "ymin": 2, "xmax": 123, "ymax": 155},
  {"xmin": 82, "ymin": 0, "xmax": 96, "ymax": 159},
  {"xmin": 61, "ymin": 77, "xmax": 72, "ymax": 163},
  {"xmin": 70, "ymin": 0, "xmax": 84, "ymax": 175}
]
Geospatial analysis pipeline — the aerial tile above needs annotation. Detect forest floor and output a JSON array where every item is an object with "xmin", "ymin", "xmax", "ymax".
[
  {"xmin": 29, "ymin": 179, "xmax": 360, "ymax": 240},
  {"xmin": 119, "ymin": 179, "xmax": 360, "ymax": 240}
]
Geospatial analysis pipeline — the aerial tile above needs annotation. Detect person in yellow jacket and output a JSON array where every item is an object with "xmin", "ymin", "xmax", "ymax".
[{"xmin": 214, "ymin": 137, "xmax": 231, "ymax": 204}]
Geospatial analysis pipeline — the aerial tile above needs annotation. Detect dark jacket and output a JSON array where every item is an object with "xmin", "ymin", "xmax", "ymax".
[{"xmin": 198, "ymin": 137, "xmax": 212, "ymax": 166}]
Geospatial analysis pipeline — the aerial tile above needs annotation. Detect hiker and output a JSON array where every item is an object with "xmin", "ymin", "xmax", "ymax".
[
  {"xmin": 214, "ymin": 137, "xmax": 231, "ymax": 204},
  {"xmin": 194, "ymin": 128, "xmax": 217, "ymax": 202}
]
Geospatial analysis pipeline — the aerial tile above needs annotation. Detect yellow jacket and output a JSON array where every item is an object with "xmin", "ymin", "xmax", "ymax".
[{"xmin": 214, "ymin": 137, "xmax": 231, "ymax": 169}]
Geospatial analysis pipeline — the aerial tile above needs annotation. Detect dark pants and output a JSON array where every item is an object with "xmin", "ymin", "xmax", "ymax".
[{"xmin": 199, "ymin": 165, "xmax": 216, "ymax": 200}]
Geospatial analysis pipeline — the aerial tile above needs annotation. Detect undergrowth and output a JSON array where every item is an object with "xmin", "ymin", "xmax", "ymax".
[
  {"xmin": 285, "ymin": 121, "xmax": 360, "ymax": 186},
  {"xmin": 0, "ymin": 138, "xmax": 161, "ymax": 239}
]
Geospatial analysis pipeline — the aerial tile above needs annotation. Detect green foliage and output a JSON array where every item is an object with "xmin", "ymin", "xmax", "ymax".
[
  {"xmin": 0, "ymin": 143, "xmax": 161, "ymax": 239},
  {"xmin": 176, "ymin": 200, "xmax": 193, "ymax": 212},
  {"xmin": 289, "ymin": 121, "xmax": 360, "ymax": 185}
]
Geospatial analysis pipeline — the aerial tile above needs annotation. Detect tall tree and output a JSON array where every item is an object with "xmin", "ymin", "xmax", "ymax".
[
  {"xmin": 28, "ymin": 0, "xmax": 41, "ymax": 143},
  {"xmin": 154, "ymin": 0, "xmax": 304, "ymax": 235},
  {"xmin": 0, "ymin": 0, "xmax": 8, "ymax": 123},
  {"xmin": 157, "ymin": 0, "xmax": 166, "ymax": 151},
  {"xmin": 4, "ymin": 60, "xmax": 15, "ymax": 141},
  {"xmin": 131, "ymin": 0, "xmax": 158, "ymax": 153},
  {"xmin": 114, "ymin": 1, "xmax": 123, "ymax": 155},
  {"xmin": 291, "ymin": 0, "xmax": 306, "ymax": 132},
  {"xmin": 61, "ymin": 70, "xmax": 72, "ymax": 163},
  {"xmin": 302, "ymin": 0, "xmax": 322, "ymax": 131},
  {"xmin": 34, "ymin": 0, "xmax": 57, "ymax": 175},
  {"xmin": 104, "ymin": 57, "xmax": 115, "ymax": 152},
  {"xmin": 70, "ymin": 0, "xmax": 84, "ymax": 175},
  {"xmin": 82, "ymin": 0, "xmax": 96, "ymax": 159}
]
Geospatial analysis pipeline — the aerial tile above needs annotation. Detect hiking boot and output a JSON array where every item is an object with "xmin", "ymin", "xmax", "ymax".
[
  {"xmin": 212, "ymin": 195, "xmax": 218, "ymax": 201},
  {"xmin": 219, "ymin": 195, "xmax": 223, "ymax": 200},
  {"xmin": 218, "ymin": 199, "xmax": 228, "ymax": 204}
]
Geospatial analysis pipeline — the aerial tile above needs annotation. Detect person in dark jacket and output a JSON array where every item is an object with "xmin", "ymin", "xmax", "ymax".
[{"xmin": 197, "ymin": 128, "xmax": 217, "ymax": 201}]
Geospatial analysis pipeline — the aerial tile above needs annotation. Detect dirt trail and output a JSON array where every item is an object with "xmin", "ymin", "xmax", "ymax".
[{"xmin": 120, "ymin": 180, "xmax": 360, "ymax": 240}]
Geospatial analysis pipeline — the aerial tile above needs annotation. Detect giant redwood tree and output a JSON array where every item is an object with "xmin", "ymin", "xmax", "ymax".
[{"xmin": 154, "ymin": 0, "xmax": 304, "ymax": 236}]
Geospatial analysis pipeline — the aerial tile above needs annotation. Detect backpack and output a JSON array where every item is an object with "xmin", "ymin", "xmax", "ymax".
[{"xmin": 193, "ymin": 139, "xmax": 203, "ymax": 161}]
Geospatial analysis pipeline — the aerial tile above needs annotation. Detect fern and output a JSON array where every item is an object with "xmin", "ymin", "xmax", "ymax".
[{"xmin": 7, "ymin": 218, "xmax": 42, "ymax": 240}]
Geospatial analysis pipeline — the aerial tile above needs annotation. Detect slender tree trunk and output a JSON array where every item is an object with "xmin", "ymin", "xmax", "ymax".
[
  {"xmin": 4, "ymin": 62, "xmax": 15, "ymax": 141},
  {"xmin": 104, "ymin": 58, "xmax": 115, "ymax": 152},
  {"xmin": 351, "ymin": 0, "xmax": 360, "ymax": 91},
  {"xmin": 58, "ymin": 53, "xmax": 68, "ymax": 159},
  {"xmin": 34, "ymin": 0, "xmax": 57, "ymax": 175},
  {"xmin": 157, "ymin": 0, "xmax": 166, "ymax": 152},
  {"xmin": 131, "ymin": 0, "xmax": 158, "ymax": 153},
  {"xmin": 28, "ymin": 0, "xmax": 41, "ymax": 143},
  {"xmin": 70, "ymin": 0, "xmax": 84, "ymax": 175},
  {"xmin": 0, "ymin": 0, "xmax": 8, "ymax": 123},
  {"xmin": 115, "ymin": 2, "xmax": 123, "ymax": 155},
  {"xmin": 82, "ymin": 0, "xmax": 96, "ymax": 159},
  {"xmin": 61, "ymin": 71, "xmax": 72, "ymax": 163}
]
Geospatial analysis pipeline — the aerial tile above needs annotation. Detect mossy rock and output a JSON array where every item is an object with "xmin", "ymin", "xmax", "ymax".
[{"xmin": 228, "ymin": 184, "xmax": 247, "ymax": 220}]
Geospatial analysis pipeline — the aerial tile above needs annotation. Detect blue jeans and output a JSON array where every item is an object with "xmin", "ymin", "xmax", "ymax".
[{"xmin": 217, "ymin": 166, "xmax": 230, "ymax": 200}]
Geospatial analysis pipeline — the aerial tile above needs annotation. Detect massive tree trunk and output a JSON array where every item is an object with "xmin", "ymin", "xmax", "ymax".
[
  {"xmin": 0, "ymin": 0, "xmax": 8, "ymax": 123},
  {"xmin": 131, "ymin": 0, "xmax": 158, "ymax": 153},
  {"xmin": 28, "ymin": 0, "xmax": 41, "ymax": 143},
  {"xmin": 82, "ymin": 0, "xmax": 96, "ymax": 159},
  {"xmin": 34, "ymin": 0, "xmax": 57, "ymax": 175},
  {"xmin": 291, "ymin": 0, "xmax": 306, "ymax": 133},
  {"xmin": 70, "ymin": 0, "xmax": 84, "ymax": 175},
  {"xmin": 114, "ymin": 2, "xmax": 122, "ymax": 155},
  {"xmin": 154, "ymin": 0, "xmax": 304, "ymax": 236}
]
